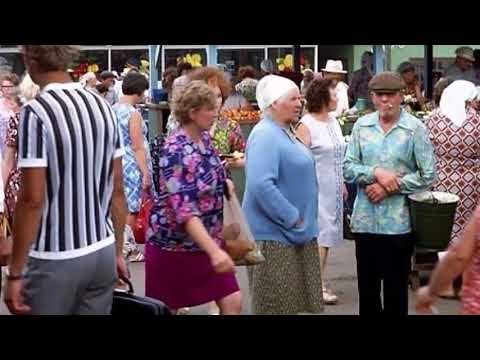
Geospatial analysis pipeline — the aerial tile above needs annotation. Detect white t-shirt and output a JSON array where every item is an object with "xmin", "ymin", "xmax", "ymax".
[{"xmin": 330, "ymin": 81, "xmax": 350, "ymax": 117}]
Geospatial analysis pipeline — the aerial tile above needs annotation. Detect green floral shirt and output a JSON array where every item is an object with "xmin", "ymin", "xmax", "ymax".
[
  {"xmin": 211, "ymin": 116, "xmax": 246, "ymax": 155},
  {"xmin": 343, "ymin": 110, "xmax": 436, "ymax": 235}
]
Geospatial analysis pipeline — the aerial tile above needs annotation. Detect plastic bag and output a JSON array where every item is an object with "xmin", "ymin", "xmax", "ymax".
[
  {"xmin": 0, "ymin": 212, "xmax": 12, "ymax": 266},
  {"xmin": 133, "ymin": 193, "xmax": 153, "ymax": 244},
  {"xmin": 223, "ymin": 192, "xmax": 264, "ymax": 266}
]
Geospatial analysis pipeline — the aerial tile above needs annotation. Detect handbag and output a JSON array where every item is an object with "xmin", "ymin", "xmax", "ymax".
[
  {"xmin": 133, "ymin": 192, "xmax": 153, "ymax": 245},
  {"xmin": 0, "ymin": 211, "xmax": 12, "ymax": 266},
  {"xmin": 111, "ymin": 278, "xmax": 171, "ymax": 316},
  {"xmin": 343, "ymin": 200, "xmax": 355, "ymax": 241}
]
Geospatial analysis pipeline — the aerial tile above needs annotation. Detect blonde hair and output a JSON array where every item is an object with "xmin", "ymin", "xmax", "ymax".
[
  {"xmin": 173, "ymin": 80, "xmax": 216, "ymax": 125},
  {"xmin": 21, "ymin": 45, "xmax": 80, "ymax": 72},
  {"xmin": 19, "ymin": 73, "xmax": 40, "ymax": 102}
]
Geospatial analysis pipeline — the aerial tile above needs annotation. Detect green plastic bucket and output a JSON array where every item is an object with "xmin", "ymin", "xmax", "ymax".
[{"xmin": 408, "ymin": 191, "xmax": 459, "ymax": 250}]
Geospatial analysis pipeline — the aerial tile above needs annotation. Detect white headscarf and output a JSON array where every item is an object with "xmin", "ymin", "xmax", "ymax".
[
  {"xmin": 440, "ymin": 80, "xmax": 477, "ymax": 127},
  {"xmin": 256, "ymin": 75, "xmax": 298, "ymax": 111}
]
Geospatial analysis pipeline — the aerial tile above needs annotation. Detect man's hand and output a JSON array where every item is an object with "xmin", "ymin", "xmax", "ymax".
[
  {"xmin": 116, "ymin": 255, "xmax": 130, "ymax": 281},
  {"xmin": 4, "ymin": 279, "xmax": 31, "ymax": 315},
  {"xmin": 366, "ymin": 183, "xmax": 388, "ymax": 203},
  {"xmin": 374, "ymin": 168, "xmax": 401, "ymax": 193}
]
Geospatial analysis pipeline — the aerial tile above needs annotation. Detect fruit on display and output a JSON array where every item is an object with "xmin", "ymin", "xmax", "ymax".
[
  {"xmin": 221, "ymin": 109, "xmax": 261, "ymax": 123},
  {"xmin": 177, "ymin": 53, "xmax": 203, "ymax": 68}
]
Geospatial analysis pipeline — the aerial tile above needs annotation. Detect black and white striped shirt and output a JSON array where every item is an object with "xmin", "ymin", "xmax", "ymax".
[{"xmin": 18, "ymin": 82, "xmax": 124, "ymax": 260}]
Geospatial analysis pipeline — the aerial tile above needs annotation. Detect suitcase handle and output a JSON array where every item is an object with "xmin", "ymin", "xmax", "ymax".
[{"xmin": 119, "ymin": 276, "xmax": 135, "ymax": 294}]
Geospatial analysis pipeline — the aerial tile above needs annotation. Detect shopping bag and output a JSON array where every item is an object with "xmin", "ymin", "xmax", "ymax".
[
  {"xmin": 133, "ymin": 193, "xmax": 153, "ymax": 244},
  {"xmin": 223, "ymin": 192, "xmax": 264, "ymax": 266}
]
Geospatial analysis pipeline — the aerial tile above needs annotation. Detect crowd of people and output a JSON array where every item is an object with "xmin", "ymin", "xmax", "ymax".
[{"xmin": 0, "ymin": 45, "xmax": 479, "ymax": 315}]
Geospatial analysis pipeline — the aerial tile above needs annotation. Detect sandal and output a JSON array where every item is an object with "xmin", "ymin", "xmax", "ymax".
[
  {"xmin": 176, "ymin": 307, "xmax": 191, "ymax": 315},
  {"xmin": 322, "ymin": 287, "xmax": 339, "ymax": 305},
  {"xmin": 128, "ymin": 250, "xmax": 145, "ymax": 263}
]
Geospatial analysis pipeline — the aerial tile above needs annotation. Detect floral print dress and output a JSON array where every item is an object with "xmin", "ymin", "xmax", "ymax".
[
  {"xmin": 4, "ymin": 113, "xmax": 20, "ymax": 223},
  {"xmin": 210, "ymin": 116, "xmax": 246, "ymax": 156}
]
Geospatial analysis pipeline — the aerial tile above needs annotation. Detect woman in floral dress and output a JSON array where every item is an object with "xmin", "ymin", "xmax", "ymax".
[{"xmin": 145, "ymin": 81, "xmax": 242, "ymax": 315}]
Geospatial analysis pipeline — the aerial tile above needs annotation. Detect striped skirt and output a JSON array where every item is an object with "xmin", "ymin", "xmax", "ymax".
[{"xmin": 248, "ymin": 240, "xmax": 324, "ymax": 315}]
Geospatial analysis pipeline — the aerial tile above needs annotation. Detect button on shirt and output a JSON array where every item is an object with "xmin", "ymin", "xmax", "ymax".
[{"xmin": 343, "ymin": 110, "xmax": 436, "ymax": 235}]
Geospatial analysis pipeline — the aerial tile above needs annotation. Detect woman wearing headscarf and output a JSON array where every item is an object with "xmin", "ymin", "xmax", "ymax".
[
  {"xmin": 425, "ymin": 80, "xmax": 480, "ymax": 298},
  {"xmin": 243, "ymin": 75, "xmax": 323, "ymax": 315}
]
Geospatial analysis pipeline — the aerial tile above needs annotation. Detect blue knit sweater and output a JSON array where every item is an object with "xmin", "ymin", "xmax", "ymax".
[{"xmin": 242, "ymin": 116, "xmax": 319, "ymax": 246}]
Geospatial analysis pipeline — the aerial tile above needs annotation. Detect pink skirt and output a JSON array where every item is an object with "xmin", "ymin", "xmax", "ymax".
[{"xmin": 145, "ymin": 242, "xmax": 240, "ymax": 310}]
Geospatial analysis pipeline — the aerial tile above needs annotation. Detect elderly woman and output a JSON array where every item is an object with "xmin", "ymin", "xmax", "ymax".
[
  {"xmin": 296, "ymin": 78, "xmax": 347, "ymax": 305},
  {"xmin": 396, "ymin": 61, "xmax": 425, "ymax": 112},
  {"xmin": 2, "ymin": 74, "xmax": 40, "ymax": 225},
  {"xmin": 235, "ymin": 66, "xmax": 258, "ymax": 103},
  {"xmin": 145, "ymin": 81, "xmax": 242, "ymax": 315},
  {"xmin": 0, "ymin": 73, "xmax": 20, "ymax": 158},
  {"xmin": 416, "ymin": 201, "xmax": 480, "ymax": 315},
  {"xmin": 344, "ymin": 72, "xmax": 436, "ymax": 315},
  {"xmin": 81, "ymin": 71, "xmax": 97, "ymax": 91},
  {"xmin": 425, "ymin": 80, "xmax": 480, "ymax": 298},
  {"xmin": 243, "ymin": 75, "xmax": 322, "ymax": 315}
]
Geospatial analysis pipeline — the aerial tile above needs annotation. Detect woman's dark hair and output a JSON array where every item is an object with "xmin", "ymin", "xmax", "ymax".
[
  {"xmin": 238, "ymin": 65, "xmax": 256, "ymax": 80},
  {"xmin": 397, "ymin": 61, "xmax": 415, "ymax": 74},
  {"xmin": 177, "ymin": 61, "xmax": 192, "ymax": 75},
  {"xmin": 305, "ymin": 78, "xmax": 335, "ymax": 113},
  {"xmin": 95, "ymin": 83, "xmax": 109, "ymax": 95},
  {"xmin": 122, "ymin": 72, "xmax": 149, "ymax": 96}
]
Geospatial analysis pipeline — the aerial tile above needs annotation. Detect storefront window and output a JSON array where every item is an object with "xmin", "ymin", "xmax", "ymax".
[
  {"xmin": 70, "ymin": 50, "xmax": 108, "ymax": 80},
  {"xmin": 164, "ymin": 48, "xmax": 207, "ymax": 70},
  {"xmin": 217, "ymin": 48, "xmax": 264, "ymax": 77},
  {"xmin": 111, "ymin": 49, "xmax": 149, "ymax": 75},
  {"xmin": 267, "ymin": 47, "xmax": 315, "ymax": 73}
]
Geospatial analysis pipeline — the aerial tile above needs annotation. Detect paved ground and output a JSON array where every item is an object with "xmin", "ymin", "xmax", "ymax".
[{"xmin": 0, "ymin": 240, "xmax": 461, "ymax": 315}]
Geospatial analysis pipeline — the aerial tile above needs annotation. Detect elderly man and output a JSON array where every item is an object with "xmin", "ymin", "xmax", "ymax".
[
  {"xmin": 348, "ymin": 51, "xmax": 374, "ymax": 107},
  {"xmin": 100, "ymin": 71, "xmax": 118, "ymax": 105},
  {"xmin": 344, "ymin": 72, "xmax": 436, "ymax": 315},
  {"xmin": 444, "ymin": 46, "xmax": 478, "ymax": 85}
]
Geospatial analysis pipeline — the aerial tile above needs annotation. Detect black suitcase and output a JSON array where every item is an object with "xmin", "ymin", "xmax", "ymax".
[{"xmin": 111, "ymin": 278, "xmax": 171, "ymax": 316}]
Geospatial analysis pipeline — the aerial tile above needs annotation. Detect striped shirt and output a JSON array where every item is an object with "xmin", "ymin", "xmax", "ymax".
[{"xmin": 18, "ymin": 82, "xmax": 124, "ymax": 260}]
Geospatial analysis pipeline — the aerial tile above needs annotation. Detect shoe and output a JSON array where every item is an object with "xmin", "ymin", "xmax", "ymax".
[
  {"xmin": 128, "ymin": 250, "xmax": 145, "ymax": 263},
  {"xmin": 323, "ymin": 287, "xmax": 338, "ymax": 305},
  {"xmin": 176, "ymin": 307, "xmax": 190, "ymax": 315}
]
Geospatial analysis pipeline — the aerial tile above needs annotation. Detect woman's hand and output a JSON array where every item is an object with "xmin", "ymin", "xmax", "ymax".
[
  {"xmin": 210, "ymin": 248, "xmax": 235, "ymax": 274},
  {"xmin": 142, "ymin": 175, "xmax": 152, "ymax": 192},
  {"xmin": 343, "ymin": 184, "xmax": 349, "ymax": 201},
  {"xmin": 366, "ymin": 183, "xmax": 388, "ymax": 203},
  {"xmin": 415, "ymin": 286, "xmax": 437, "ymax": 314}
]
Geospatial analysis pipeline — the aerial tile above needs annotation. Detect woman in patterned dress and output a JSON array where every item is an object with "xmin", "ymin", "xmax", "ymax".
[
  {"xmin": 0, "ymin": 73, "xmax": 20, "ymax": 159},
  {"xmin": 2, "ymin": 73, "xmax": 40, "ymax": 224},
  {"xmin": 145, "ymin": 81, "xmax": 242, "ymax": 314},
  {"xmin": 112, "ymin": 71, "xmax": 152, "ymax": 262},
  {"xmin": 416, "ymin": 201, "xmax": 480, "ymax": 315},
  {"xmin": 425, "ymin": 80, "xmax": 480, "ymax": 297},
  {"xmin": 297, "ymin": 78, "xmax": 347, "ymax": 305}
]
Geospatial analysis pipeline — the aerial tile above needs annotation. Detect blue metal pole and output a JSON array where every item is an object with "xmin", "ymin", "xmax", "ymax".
[
  {"xmin": 207, "ymin": 45, "xmax": 218, "ymax": 66},
  {"xmin": 373, "ymin": 45, "xmax": 385, "ymax": 74}
]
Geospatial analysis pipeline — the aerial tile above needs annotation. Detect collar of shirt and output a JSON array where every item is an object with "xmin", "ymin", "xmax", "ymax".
[
  {"xmin": 359, "ymin": 109, "xmax": 416, "ymax": 133},
  {"xmin": 175, "ymin": 127, "xmax": 214, "ymax": 156},
  {"xmin": 42, "ymin": 82, "xmax": 83, "ymax": 93}
]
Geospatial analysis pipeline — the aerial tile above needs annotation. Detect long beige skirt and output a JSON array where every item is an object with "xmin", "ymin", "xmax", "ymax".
[{"xmin": 247, "ymin": 240, "xmax": 324, "ymax": 315}]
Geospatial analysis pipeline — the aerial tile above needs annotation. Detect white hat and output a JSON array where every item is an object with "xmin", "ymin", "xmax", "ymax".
[
  {"xmin": 322, "ymin": 60, "xmax": 347, "ymax": 74},
  {"xmin": 256, "ymin": 75, "xmax": 299, "ymax": 111}
]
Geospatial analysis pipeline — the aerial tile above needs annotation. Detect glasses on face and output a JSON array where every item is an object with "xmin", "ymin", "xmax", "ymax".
[{"xmin": 1, "ymin": 85, "xmax": 15, "ymax": 89}]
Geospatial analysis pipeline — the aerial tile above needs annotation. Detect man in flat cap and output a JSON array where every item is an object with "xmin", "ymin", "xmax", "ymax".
[
  {"xmin": 343, "ymin": 71, "xmax": 436, "ymax": 315},
  {"xmin": 444, "ymin": 46, "xmax": 478, "ymax": 85}
]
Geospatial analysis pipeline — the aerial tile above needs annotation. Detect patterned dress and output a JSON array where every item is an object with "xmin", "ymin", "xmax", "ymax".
[
  {"xmin": 461, "ymin": 203, "xmax": 480, "ymax": 315},
  {"xmin": 4, "ymin": 113, "xmax": 20, "ymax": 223},
  {"xmin": 113, "ymin": 103, "xmax": 152, "ymax": 213},
  {"xmin": 300, "ymin": 114, "xmax": 346, "ymax": 248},
  {"xmin": 145, "ymin": 128, "xmax": 239, "ymax": 309},
  {"xmin": 426, "ymin": 106, "xmax": 480, "ymax": 243},
  {"xmin": 0, "ymin": 99, "xmax": 15, "ymax": 158}
]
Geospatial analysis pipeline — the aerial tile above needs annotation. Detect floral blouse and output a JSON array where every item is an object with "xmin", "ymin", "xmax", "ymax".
[
  {"xmin": 210, "ymin": 117, "xmax": 246, "ymax": 155},
  {"xmin": 147, "ymin": 127, "xmax": 226, "ymax": 252},
  {"xmin": 343, "ymin": 110, "xmax": 436, "ymax": 235}
]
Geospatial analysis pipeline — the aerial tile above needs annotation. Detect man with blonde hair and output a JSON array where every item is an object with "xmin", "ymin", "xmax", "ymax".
[{"xmin": 4, "ymin": 45, "xmax": 129, "ymax": 315}]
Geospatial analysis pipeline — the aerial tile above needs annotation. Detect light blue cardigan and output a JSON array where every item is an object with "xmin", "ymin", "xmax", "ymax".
[{"xmin": 242, "ymin": 116, "xmax": 319, "ymax": 246}]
